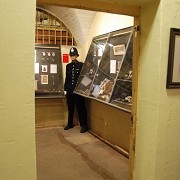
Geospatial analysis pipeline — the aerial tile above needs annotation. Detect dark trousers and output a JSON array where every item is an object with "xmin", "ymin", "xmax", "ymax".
[{"xmin": 66, "ymin": 93, "xmax": 88, "ymax": 128}]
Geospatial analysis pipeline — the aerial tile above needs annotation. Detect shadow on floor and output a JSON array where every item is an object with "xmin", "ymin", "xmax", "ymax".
[{"xmin": 36, "ymin": 126, "xmax": 129, "ymax": 180}]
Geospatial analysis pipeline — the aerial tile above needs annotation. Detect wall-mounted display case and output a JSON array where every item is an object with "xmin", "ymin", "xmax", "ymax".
[
  {"xmin": 35, "ymin": 44, "xmax": 64, "ymax": 98},
  {"xmin": 74, "ymin": 27, "xmax": 134, "ymax": 112}
]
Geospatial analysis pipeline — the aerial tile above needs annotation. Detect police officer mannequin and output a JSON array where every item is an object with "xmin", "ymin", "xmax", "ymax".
[{"xmin": 64, "ymin": 47, "xmax": 88, "ymax": 133}]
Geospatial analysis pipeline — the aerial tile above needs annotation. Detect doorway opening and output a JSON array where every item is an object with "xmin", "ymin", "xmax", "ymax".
[{"xmin": 35, "ymin": 1, "xmax": 140, "ymax": 179}]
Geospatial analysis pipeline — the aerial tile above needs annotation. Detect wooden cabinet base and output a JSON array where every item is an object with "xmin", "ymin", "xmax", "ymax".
[{"xmin": 35, "ymin": 98, "xmax": 67, "ymax": 128}]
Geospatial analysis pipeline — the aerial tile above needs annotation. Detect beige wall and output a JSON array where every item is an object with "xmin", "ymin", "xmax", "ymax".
[
  {"xmin": 1, "ymin": 0, "xmax": 180, "ymax": 179},
  {"xmin": 134, "ymin": 1, "xmax": 161, "ymax": 179},
  {"xmin": 134, "ymin": 0, "xmax": 180, "ymax": 179},
  {"xmin": 0, "ymin": 1, "xmax": 36, "ymax": 180},
  {"xmin": 156, "ymin": 0, "xmax": 180, "ymax": 178}
]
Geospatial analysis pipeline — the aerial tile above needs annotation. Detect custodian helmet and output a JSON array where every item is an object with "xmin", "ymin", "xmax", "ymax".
[{"xmin": 69, "ymin": 47, "xmax": 79, "ymax": 57}]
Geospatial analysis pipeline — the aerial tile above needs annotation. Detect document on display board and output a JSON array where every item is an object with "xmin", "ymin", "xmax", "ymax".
[
  {"xmin": 34, "ymin": 50, "xmax": 36, "ymax": 62},
  {"xmin": 35, "ymin": 63, "xmax": 39, "ymax": 74},
  {"xmin": 98, "ymin": 48, "xmax": 103, "ymax": 56},
  {"xmin": 110, "ymin": 60, "xmax": 116, "ymax": 74},
  {"xmin": 50, "ymin": 64, "xmax": 57, "ymax": 74},
  {"xmin": 81, "ymin": 76, "xmax": 92, "ymax": 86},
  {"xmin": 91, "ymin": 85, "xmax": 101, "ymax": 97}
]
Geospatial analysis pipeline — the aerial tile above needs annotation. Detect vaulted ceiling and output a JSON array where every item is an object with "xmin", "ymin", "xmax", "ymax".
[{"xmin": 38, "ymin": 5, "xmax": 96, "ymax": 47}]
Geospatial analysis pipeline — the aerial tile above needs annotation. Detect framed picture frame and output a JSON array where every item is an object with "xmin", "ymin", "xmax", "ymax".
[
  {"xmin": 41, "ymin": 75, "xmax": 48, "ymax": 84},
  {"xmin": 166, "ymin": 28, "xmax": 180, "ymax": 88},
  {"xmin": 113, "ymin": 44, "xmax": 126, "ymax": 55}
]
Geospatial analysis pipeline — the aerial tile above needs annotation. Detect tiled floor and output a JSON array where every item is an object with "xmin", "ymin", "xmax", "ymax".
[{"xmin": 36, "ymin": 126, "xmax": 129, "ymax": 180}]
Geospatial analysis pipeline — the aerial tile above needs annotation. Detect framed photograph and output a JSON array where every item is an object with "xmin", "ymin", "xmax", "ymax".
[
  {"xmin": 41, "ymin": 65, "xmax": 48, "ymax": 72},
  {"xmin": 113, "ymin": 44, "xmax": 125, "ymax": 55},
  {"xmin": 166, "ymin": 28, "xmax": 180, "ymax": 88},
  {"xmin": 41, "ymin": 75, "xmax": 48, "ymax": 84}
]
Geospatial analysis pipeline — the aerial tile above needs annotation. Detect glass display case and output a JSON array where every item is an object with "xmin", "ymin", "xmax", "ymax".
[
  {"xmin": 35, "ymin": 44, "xmax": 64, "ymax": 98},
  {"xmin": 74, "ymin": 27, "xmax": 134, "ymax": 112}
]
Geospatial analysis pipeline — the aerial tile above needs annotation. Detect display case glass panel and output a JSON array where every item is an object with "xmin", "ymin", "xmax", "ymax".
[
  {"xmin": 110, "ymin": 33, "xmax": 133, "ymax": 111},
  {"xmin": 74, "ymin": 27, "xmax": 134, "ymax": 112},
  {"xmin": 90, "ymin": 28, "xmax": 133, "ymax": 103},
  {"xmin": 75, "ymin": 34, "xmax": 109, "ymax": 96},
  {"xmin": 35, "ymin": 44, "xmax": 64, "ymax": 98}
]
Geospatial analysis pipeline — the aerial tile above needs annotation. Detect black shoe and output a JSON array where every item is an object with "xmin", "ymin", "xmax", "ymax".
[
  {"xmin": 64, "ymin": 125, "xmax": 73, "ymax": 130},
  {"xmin": 80, "ymin": 127, "xmax": 88, "ymax": 133}
]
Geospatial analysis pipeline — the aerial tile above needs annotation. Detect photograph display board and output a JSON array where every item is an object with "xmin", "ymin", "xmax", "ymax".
[
  {"xmin": 74, "ymin": 27, "xmax": 134, "ymax": 112},
  {"xmin": 35, "ymin": 44, "xmax": 64, "ymax": 98}
]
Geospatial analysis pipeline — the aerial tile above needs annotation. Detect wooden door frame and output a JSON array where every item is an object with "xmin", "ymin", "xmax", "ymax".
[
  {"xmin": 37, "ymin": 1, "xmax": 140, "ymax": 179},
  {"xmin": 129, "ymin": 16, "xmax": 140, "ymax": 180}
]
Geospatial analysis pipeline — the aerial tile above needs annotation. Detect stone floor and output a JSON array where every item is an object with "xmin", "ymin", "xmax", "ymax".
[{"xmin": 36, "ymin": 126, "xmax": 129, "ymax": 180}]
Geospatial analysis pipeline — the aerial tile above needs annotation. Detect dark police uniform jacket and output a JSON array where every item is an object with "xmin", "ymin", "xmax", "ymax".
[{"xmin": 64, "ymin": 60, "xmax": 83, "ymax": 94}]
